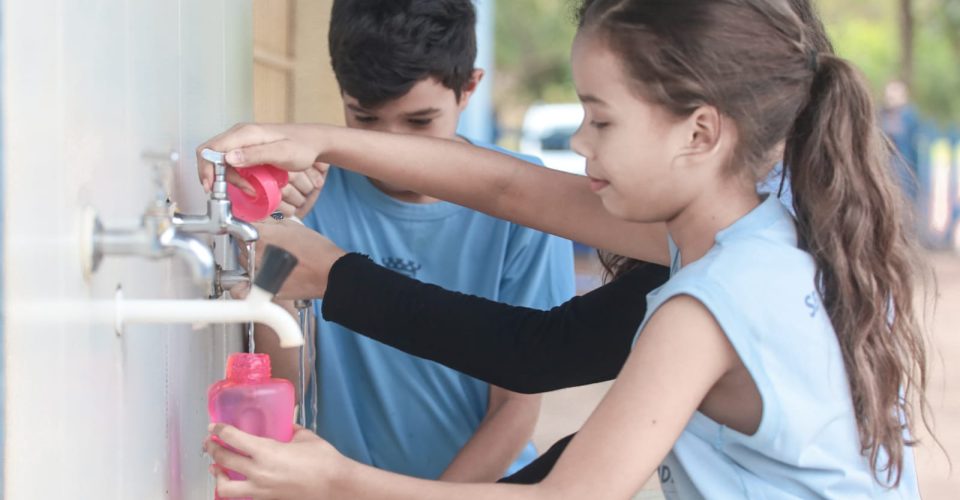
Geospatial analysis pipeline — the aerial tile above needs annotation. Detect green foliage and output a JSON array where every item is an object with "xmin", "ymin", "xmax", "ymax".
[
  {"xmin": 493, "ymin": 0, "xmax": 579, "ymax": 106},
  {"xmin": 827, "ymin": 19, "xmax": 898, "ymax": 92},
  {"xmin": 494, "ymin": 0, "xmax": 960, "ymax": 123},
  {"xmin": 824, "ymin": 0, "xmax": 960, "ymax": 124},
  {"xmin": 913, "ymin": 13, "xmax": 960, "ymax": 124}
]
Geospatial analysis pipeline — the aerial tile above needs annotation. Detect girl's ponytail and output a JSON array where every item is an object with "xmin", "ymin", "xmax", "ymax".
[{"xmin": 784, "ymin": 52, "xmax": 929, "ymax": 486}]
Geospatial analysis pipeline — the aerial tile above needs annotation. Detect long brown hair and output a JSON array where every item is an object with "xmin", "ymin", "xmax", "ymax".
[{"xmin": 580, "ymin": 0, "xmax": 932, "ymax": 486}]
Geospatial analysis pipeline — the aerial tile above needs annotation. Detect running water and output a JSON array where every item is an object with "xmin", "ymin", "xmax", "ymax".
[
  {"xmin": 246, "ymin": 242, "xmax": 257, "ymax": 353},
  {"xmin": 294, "ymin": 299, "xmax": 320, "ymax": 431},
  {"xmin": 296, "ymin": 300, "xmax": 309, "ymax": 427},
  {"xmin": 307, "ymin": 302, "xmax": 319, "ymax": 433},
  {"xmin": 307, "ymin": 301, "xmax": 320, "ymax": 433}
]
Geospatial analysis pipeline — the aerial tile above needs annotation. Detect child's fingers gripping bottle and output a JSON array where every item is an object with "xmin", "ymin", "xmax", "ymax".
[{"xmin": 207, "ymin": 245, "xmax": 299, "ymax": 500}]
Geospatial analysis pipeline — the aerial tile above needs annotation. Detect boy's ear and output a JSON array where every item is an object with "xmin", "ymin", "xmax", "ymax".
[{"xmin": 457, "ymin": 69, "xmax": 485, "ymax": 111}]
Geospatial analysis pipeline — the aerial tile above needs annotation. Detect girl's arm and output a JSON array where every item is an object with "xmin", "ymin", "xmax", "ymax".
[
  {"xmin": 197, "ymin": 123, "xmax": 671, "ymax": 265},
  {"xmin": 534, "ymin": 295, "xmax": 737, "ymax": 497},
  {"xmin": 206, "ymin": 295, "xmax": 738, "ymax": 499}
]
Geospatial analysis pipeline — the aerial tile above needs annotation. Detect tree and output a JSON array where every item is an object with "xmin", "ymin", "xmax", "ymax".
[
  {"xmin": 494, "ymin": 0, "xmax": 960, "ymax": 124},
  {"xmin": 898, "ymin": 0, "xmax": 915, "ymax": 86},
  {"xmin": 941, "ymin": 0, "xmax": 960, "ymax": 62}
]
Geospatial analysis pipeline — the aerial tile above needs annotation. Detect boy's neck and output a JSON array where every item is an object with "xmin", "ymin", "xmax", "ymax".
[
  {"xmin": 366, "ymin": 134, "xmax": 470, "ymax": 204},
  {"xmin": 367, "ymin": 179, "xmax": 440, "ymax": 204}
]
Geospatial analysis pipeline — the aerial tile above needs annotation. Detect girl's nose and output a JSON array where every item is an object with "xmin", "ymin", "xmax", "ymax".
[{"xmin": 570, "ymin": 122, "xmax": 590, "ymax": 159}]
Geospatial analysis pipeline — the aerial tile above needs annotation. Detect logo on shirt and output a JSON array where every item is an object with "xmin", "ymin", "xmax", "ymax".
[
  {"xmin": 659, "ymin": 465, "xmax": 673, "ymax": 485},
  {"xmin": 382, "ymin": 257, "xmax": 422, "ymax": 278}
]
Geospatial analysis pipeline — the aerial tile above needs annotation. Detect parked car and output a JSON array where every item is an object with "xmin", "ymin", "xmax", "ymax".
[
  {"xmin": 519, "ymin": 103, "xmax": 586, "ymax": 176},
  {"xmin": 519, "ymin": 103, "xmax": 594, "ymax": 255}
]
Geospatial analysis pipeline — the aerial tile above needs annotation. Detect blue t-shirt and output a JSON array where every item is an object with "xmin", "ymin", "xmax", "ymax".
[
  {"xmin": 302, "ymin": 144, "xmax": 575, "ymax": 479},
  {"xmin": 636, "ymin": 195, "xmax": 919, "ymax": 499}
]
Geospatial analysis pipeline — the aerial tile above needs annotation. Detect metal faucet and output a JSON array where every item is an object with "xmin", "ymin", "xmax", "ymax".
[
  {"xmin": 211, "ymin": 208, "xmax": 292, "ymax": 297},
  {"xmin": 86, "ymin": 152, "xmax": 216, "ymax": 294},
  {"xmin": 212, "ymin": 267, "xmax": 250, "ymax": 298},
  {"xmin": 171, "ymin": 148, "xmax": 259, "ymax": 243},
  {"xmin": 171, "ymin": 148, "xmax": 261, "ymax": 298}
]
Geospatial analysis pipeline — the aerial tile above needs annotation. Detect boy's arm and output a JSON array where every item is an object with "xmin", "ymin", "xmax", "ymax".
[
  {"xmin": 441, "ymin": 223, "xmax": 569, "ymax": 482},
  {"xmin": 442, "ymin": 216, "xmax": 576, "ymax": 481},
  {"xmin": 440, "ymin": 387, "xmax": 541, "ymax": 482}
]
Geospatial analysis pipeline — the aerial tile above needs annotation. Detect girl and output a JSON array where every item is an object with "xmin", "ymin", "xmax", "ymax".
[{"xmin": 201, "ymin": 0, "xmax": 929, "ymax": 497}]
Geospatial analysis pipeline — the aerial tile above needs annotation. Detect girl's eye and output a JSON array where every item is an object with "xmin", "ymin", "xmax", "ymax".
[
  {"xmin": 408, "ymin": 119, "xmax": 433, "ymax": 127},
  {"xmin": 590, "ymin": 120, "xmax": 610, "ymax": 130},
  {"xmin": 355, "ymin": 115, "xmax": 378, "ymax": 123}
]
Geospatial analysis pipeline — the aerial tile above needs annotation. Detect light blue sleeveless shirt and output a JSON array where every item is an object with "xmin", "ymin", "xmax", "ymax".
[
  {"xmin": 635, "ymin": 195, "xmax": 919, "ymax": 499},
  {"xmin": 303, "ymin": 143, "xmax": 575, "ymax": 479}
]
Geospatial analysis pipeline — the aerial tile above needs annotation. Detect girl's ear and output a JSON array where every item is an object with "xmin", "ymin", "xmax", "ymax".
[{"xmin": 685, "ymin": 105, "xmax": 723, "ymax": 155}]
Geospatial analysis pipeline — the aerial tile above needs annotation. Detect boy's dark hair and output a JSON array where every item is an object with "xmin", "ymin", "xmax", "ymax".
[{"xmin": 329, "ymin": 0, "xmax": 478, "ymax": 109}]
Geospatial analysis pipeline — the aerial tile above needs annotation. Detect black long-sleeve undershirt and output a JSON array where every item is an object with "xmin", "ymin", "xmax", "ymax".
[{"xmin": 321, "ymin": 253, "xmax": 670, "ymax": 394}]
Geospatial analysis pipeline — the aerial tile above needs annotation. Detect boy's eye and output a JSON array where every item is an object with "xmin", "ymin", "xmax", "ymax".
[
  {"xmin": 590, "ymin": 120, "xmax": 610, "ymax": 130},
  {"xmin": 408, "ymin": 118, "xmax": 433, "ymax": 127},
  {"xmin": 355, "ymin": 115, "xmax": 378, "ymax": 123}
]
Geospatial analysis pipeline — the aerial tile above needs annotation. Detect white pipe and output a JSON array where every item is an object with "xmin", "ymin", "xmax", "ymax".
[
  {"xmin": 13, "ymin": 287, "xmax": 304, "ymax": 348},
  {"xmin": 119, "ymin": 287, "xmax": 303, "ymax": 347}
]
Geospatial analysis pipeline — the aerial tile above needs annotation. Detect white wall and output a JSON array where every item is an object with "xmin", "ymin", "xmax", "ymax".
[{"xmin": 2, "ymin": 1, "xmax": 252, "ymax": 498}]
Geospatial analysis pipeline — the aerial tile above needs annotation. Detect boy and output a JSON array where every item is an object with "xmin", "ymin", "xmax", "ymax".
[{"xmin": 268, "ymin": 0, "xmax": 574, "ymax": 482}]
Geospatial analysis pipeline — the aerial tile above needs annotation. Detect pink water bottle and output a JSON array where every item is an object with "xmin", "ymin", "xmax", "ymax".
[{"xmin": 208, "ymin": 353, "xmax": 295, "ymax": 499}]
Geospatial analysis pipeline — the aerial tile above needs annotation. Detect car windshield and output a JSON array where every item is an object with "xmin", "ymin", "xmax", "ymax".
[{"xmin": 540, "ymin": 126, "xmax": 578, "ymax": 151}]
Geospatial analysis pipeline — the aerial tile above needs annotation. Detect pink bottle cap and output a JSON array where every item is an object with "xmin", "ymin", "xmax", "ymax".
[
  {"xmin": 225, "ymin": 353, "xmax": 272, "ymax": 382},
  {"xmin": 227, "ymin": 165, "xmax": 290, "ymax": 222}
]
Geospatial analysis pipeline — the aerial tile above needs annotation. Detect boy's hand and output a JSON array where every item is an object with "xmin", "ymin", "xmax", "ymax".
[
  {"xmin": 196, "ymin": 123, "xmax": 330, "ymax": 193},
  {"xmin": 278, "ymin": 162, "xmax": 329, "ymax": 219}
]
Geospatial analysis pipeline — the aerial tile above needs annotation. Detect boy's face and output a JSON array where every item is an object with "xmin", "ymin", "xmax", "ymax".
[
  {"xmin": 341, "ymin": 72, "xmax": 482, "ymax": 202},
  {"xmin": 342, "ymin": 74, "xmax": 480, "ymax": 139}
]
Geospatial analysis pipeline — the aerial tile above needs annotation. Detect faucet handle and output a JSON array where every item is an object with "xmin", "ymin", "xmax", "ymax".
[
  {"xmin": 201, "ymin": 148, "xmax": 225, "ymax": 165},
  {"xmin": 253, "ymin": 245, "xmax": 299, "ymax": 296},
  {"xmin": 202, "ymin": 148, "xmax": 228, "ymax": 199}
]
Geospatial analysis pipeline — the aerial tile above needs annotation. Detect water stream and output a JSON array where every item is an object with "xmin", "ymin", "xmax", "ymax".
[{"xmin": 245, "ymin": 242, "xmax": 257, "ymax": 353}]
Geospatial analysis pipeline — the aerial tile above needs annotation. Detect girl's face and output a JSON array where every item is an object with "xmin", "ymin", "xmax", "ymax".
[{"xmin": 569, "ymin": 32, "xmax": 719, "ymax": 223}]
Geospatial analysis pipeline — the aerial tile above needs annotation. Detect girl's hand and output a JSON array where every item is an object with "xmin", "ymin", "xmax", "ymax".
[
  {"xmin": 196, "ymin": 123, "xmax": 331, "ymax": 193},
  {"xmin": 205, "ymin": 423, "xmax": 346, "ymax": 500}
]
